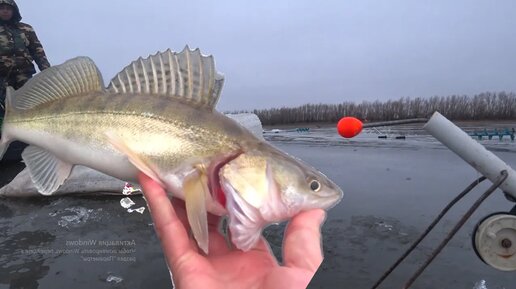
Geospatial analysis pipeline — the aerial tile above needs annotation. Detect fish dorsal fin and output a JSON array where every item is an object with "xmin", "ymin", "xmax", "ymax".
[
  {"xmin": 107, "ymin": 46, "xmax": 225, "ymax": 110},
  {"xmin": 14, "ymin": 57, "xmax": 104, "ymax": 110}
]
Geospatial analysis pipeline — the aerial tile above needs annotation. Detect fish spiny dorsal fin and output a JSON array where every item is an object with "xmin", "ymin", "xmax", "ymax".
[
  {"xmin": 14, "ymin": 57, "xmax": 104, "ymax": 110},
  {"xmin": 107, "ymin": 46, "xmax": 225, "ymax": 110}
]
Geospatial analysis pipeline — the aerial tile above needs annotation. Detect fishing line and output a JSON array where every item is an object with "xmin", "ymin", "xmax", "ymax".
[
  {"xmin": 369, "ymin": 170, "xmax": 508, "ymax": 289},
  {"xmin": 370, "ymin": 175, "xmax": 487, "ymax": 289},
  {"xmin": 403, "ymin": 170, "xmax": 508, "ymax": 288}
]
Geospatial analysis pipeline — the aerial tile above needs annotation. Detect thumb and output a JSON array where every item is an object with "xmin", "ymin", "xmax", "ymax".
[{"xmin": 283, "ymin": 209, "xmax": 326, "ymax": 272}]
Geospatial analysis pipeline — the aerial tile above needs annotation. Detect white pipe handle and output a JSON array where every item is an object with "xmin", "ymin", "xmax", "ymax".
[{"xmin": 423, "ymin": 112, "xmax": 516, "ymax": 198}]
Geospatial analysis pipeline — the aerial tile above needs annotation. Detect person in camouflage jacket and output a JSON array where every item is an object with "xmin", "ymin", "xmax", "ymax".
[
  {"xmin": 0, "ymin": 0, "xmax": 50, "ymax": 162},
  {"xmin": 0, "ymin": 0, "xmax": 50, "ymax": 115}
]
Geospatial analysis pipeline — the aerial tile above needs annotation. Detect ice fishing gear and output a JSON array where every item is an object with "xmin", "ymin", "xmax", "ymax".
[
  {"xmin": 339, "ymin": 112, "xmax": 516, "ymax": 288},
  {"xmin": 472, "ymin": 204, "xmax": 516, "ymax": 272}
]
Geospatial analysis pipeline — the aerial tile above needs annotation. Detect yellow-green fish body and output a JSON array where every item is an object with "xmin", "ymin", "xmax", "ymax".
[{"xmin": 0, "ymin": 48, "xmax": 343, "ymax": 253}]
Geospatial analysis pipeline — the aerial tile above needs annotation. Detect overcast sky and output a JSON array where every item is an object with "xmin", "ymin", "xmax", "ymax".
[{"xmin": 18, "ymin": 0, "xmax": 516, "ymax": 111}]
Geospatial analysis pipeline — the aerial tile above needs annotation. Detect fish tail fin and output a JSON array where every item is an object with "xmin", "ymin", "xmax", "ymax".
[{"xmin": 0, "ymin": 86, "xmax": 15, "ymax": 160}]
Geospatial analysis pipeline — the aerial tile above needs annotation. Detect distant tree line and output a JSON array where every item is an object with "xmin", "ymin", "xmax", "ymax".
[{"xmin": 241, "ymin": 92, "xmax": 516, "ymax": 125}]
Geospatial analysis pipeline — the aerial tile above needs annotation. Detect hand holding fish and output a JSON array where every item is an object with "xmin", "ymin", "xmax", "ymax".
[{"xmin": 139, "ymin": 173, "xmax": 326, "ymax": 289}]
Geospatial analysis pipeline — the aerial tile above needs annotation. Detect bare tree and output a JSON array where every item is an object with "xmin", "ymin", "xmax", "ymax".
[{"xmin": 242, "ymin": 92, "xmax": 516, "ymax": 125}]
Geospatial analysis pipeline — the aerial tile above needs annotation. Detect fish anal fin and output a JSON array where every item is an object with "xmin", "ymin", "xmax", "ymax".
[
  {"xmin": 183, "ymin": 169, "xmax": 209, "ymax": 254},
  {"xmin": 104, "ymin": 131, "xmax": 164, "ymax": 187},
  {"xmin": 22, "ymin": 146, "xmax": 73, "ymax": 195}
]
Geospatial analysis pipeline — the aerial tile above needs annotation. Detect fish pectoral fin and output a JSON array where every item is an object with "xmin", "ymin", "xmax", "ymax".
[
  {"xmin": 223, "ymin": 182, "xmax": 264, "ymax": 252},
  {"xmin": 22, "ymin": 145, "xmax": 73, "ymax": 196},
  {"xmin": 183, "ymin": 169, "xmax": 210, "ymax": 254},
  {"xmin": 104, "ymin": 131, "xmax": 165, "ymax": 187}
]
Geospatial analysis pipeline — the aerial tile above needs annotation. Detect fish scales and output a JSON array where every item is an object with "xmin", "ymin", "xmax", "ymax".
[
  {"xmin": 5, "ymin": 92, "xmax": 247, "ymax": 170},
  {"xmin": 0, "ymin": 48, "xmax": 343, "ymax": 253}
]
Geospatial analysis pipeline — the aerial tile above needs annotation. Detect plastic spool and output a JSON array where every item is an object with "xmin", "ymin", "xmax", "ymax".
[{"xmin": 473, "ymin": 213, "xmax": 516, "ymax": 271}]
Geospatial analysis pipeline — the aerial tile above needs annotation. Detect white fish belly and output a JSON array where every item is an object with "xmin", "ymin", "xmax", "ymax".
[{"xmin": 7, "ymin": 125, "xmax": 139, "ymax": 183}]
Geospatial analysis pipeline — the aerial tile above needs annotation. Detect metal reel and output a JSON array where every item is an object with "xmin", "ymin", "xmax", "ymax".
[{"xmin": 473, "ymin": 212, "xmax": 516, "ymax": 271}]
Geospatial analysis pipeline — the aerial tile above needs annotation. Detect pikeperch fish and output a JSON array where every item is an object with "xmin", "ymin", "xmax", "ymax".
[{"xmin": 0, "ymin": 47, "xmax": 343, "ymax": 253}]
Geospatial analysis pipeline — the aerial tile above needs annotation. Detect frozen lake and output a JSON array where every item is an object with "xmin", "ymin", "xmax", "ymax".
[
  {"xmin": 1, "ymin": 123, "xmax": 515, "ymax": 289},
  {"xmin": 267, "ymin": 124, "xmax": 516, "ymax": 289}
]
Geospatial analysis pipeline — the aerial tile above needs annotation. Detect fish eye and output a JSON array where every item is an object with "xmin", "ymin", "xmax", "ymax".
[{"xmin": 309, "ymin": 180, "xmax": 321, "ymax": 192}]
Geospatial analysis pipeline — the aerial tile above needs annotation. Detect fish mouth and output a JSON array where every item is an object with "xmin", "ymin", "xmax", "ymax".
[
  {"xmin": 320, "ymin": 194, "xmax": 343, "ymax": 210},
  {"xmin": 314, "ymin": 189, "xmax": 343, "ymax": 210}
]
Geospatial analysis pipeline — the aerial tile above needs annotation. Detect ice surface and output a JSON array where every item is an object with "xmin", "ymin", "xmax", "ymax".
[
  {"xmin": 106, "ymin": 275, "xmax": 123, "ymax": 283},
  {"xmin": 1, "ymin": 122, "xmax": 514, "ymax": 288},
  {"xmin": 473, "ymin": 280, "xmax": 488, "ymax": 289},
  {"xmin": 50, "ymin": 207, "xmax": 99, "ymax": 228},
  {"xmin": 263, "ymin": 126, "xmax": 516, "ymax": 153},
  {"xmin": 472, "ymin": 279, "xmax": 507, "ymax": 289}
]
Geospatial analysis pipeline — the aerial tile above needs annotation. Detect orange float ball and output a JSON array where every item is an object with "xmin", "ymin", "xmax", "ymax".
[{"xmin": 337, "ymin": 117, "xmax": 363, "ymax": 138}]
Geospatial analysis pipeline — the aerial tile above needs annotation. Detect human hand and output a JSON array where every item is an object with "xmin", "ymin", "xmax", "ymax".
[{"xmin": 138, "ymin": 173, "xmax": 326, "ymax": 289}]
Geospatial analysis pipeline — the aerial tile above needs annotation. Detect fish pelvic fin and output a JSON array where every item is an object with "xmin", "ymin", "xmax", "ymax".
[
  {"xmin": 13, "ymin": 57, "xmax": 104, "ymax": 110},
  {"xmin": 107, "ymin": 46, "xmax": 224, "ymax": 110},
  {"xmin": 22, "ymin": 145, "xmax": 73, "ymax": 195},
  {"xmin": 104, "ymin": 131, "xmax": 165, "ymax": 188},
  {"xmin": 183, "ymin": 168, "xmax": 210, "ymax": 254}
]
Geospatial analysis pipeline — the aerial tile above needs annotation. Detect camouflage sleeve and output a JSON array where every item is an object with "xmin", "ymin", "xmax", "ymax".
[{"xmin": 24, "ymin": 25, "xmax": 51, "ymax": 71}]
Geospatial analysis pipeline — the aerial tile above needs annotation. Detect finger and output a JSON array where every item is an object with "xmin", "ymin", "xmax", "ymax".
[
  {"xmin": 171, "ymin": 204, "xmax": 196, "ymax": 252},
  {"xmin": 283, "ymin": 209, "xmax": 326, "ymax": 272},
  {"xmin": 207, "ymin": 213, "xmax": 221, "ymax": 228},
  {"xmin": 207, "ymin": 230, "xmax": 231, "ymax": 256},
  {"xmin": 138, "ymin": 173, "xmax": 195, "ymax": 264},
  {"xmin": 170, "ymin": 200, "xmax": 221, "ymax": 231},
  {"xmin": 206, "ymin": 215, "xmax": 232, "ymax": 256},
  {"xmin": 187, "ymin": 229, "xmax": 200, "ymax": 254},
  {"xmin": 170, "ymin": 199, "xmax": 190, "ymax": 230},
  {"xmin": 252, "ymin": 237, "xmax": 274, "ymax": 254},
  {"xmin": 170, "ymin": 199, "xmax": 225, "ymax": 255}
]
